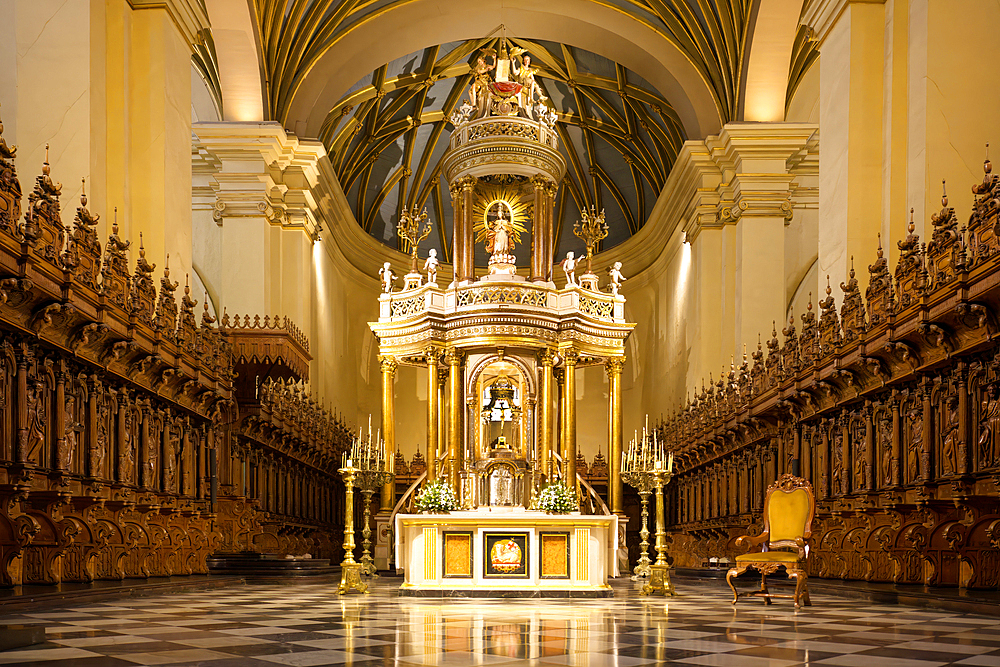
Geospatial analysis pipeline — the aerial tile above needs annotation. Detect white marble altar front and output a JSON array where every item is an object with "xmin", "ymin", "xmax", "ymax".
[{"xmin": 395, "ymin": 509, "xmax": 618, "ymax": 597}]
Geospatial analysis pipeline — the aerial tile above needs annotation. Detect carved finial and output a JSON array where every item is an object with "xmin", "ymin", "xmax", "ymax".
[
  {"xmin": 758, "ymin": 333, "xmax": 762, "ymax": 350},
  {"xmin": 941, "ymin": 180, "xmax": 948, "ymax": 208},
  {"xmin": 743, "ymin": 343, "xmax": 747, "ymax": 363},
  {"xmin": 80, "ymin": 177, "xmax": 87, "ymax": 206},
  {"xmin": 139, "ymin": 232, "xmax": 145, "ymax": 257},
  {"xmin": 112, "ymin": 207, "xmax": 119, "ymax": 234},
  {"xmin": 908, "ymin": 207, "xmax": 915, "ymax": 234},
  {"xmin": 986, "ymin": 143, "xmax": 992, "ymax": 175},
  {"xmin": 877, "ymin": 232, "xmax": 883, "ymax": 258},
  {"xmin": 807, "ymin": 292, "xmax": 813, "ymax": 311},
  {"xmin": 826, "ymin": 275, "xmax": 832, "ymax": 296},
  {"xmin": 43, "ymin": 144, "xmax": 50, "ymax": 176},
  {"xmin": 165, "ymin": 253, "xmax": 170, "ymax": 276},
  {"xmin": 850, "ymin": 255, "xmax": 855, "ymax": 277},
  {"xmin": 772, "ymin": 321, "xmax": 777, "ymax": 337}
]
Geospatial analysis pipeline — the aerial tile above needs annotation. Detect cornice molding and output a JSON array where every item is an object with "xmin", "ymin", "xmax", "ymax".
[
  {"xmin": 128, "ymin": 0, "xmax": 211, "ymax": 51},
  {"xmin": 800, "ymin": 0, "xmax": 886, "ymax": 46}
]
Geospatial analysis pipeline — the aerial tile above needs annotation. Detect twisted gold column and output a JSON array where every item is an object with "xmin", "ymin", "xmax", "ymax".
[{"xmin": 379, "ymin": 355, "xmax": 397, "ymax": 511}]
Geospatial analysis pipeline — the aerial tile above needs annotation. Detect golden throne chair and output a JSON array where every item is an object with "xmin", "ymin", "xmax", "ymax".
[{"xmin": 727, "ymin": 474, "xmax": 814, "ymax": 607}]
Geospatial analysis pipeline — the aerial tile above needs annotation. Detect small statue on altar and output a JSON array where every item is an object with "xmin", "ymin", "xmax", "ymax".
[
  {"xmin": 423, "ymin": 249, "xmax": 439, "ymax": 284},
  {"xmin": 487, "ymin": 204, "xmax": 514, "ymax": 257},
  {"xmin": 562, "ymin": 252, "xmax": 578, "ymax": 286},
  {"xmin": 608, "ymin": 261, "xmax": 627, "ymax": 296},
  {"xmin": 379, "ymin": 262, "xmax": 396, "ymax": 293}
]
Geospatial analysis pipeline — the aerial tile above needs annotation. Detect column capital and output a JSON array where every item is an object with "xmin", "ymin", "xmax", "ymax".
[
  {"xmin": 563, "ymin": 350, "xmax": 579, "ymax": 367},
  {"xmin": 192, "ymin": 122, "xmax": 327, "ymax": 240},
  {"xmin": 538, "ymin": 348, "xmax": 557, "ymax": 367},
  {"xmin": 530, "ymin": 174, "xmax": 553, "ymax": 190},
  {"xmin": 459, "ymin": 175, "xmax": 478, "ymax": 192},
  {"xmin": 801, "ymin": 0, "xmax": 886, "ymax": 47},
  {"xmin": 444, "ymin": 347, "xmax": 465, "ymax": 366},
  {"xmin": 425, "ymin": 347, "xmax": 441, "ymax": 366},
  {"xmin": 605, "ymin": 356, "xmax": 626, "ymax": 377},
  {"xmin": 129, "ymin": 0, "xmax": 210, "ymax": 51},
  {"xmin": 378, "ymin": 355, "xmax": 398, "ymax": 375}
]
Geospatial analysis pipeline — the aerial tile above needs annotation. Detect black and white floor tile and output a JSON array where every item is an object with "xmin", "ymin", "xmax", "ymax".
[{"xmin": 2, "ymin": 578, "xmax": 1000, "ymax": 666}]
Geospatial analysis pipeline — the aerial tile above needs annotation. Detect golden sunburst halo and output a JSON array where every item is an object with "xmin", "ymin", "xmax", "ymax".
[{"xmin": 473, "ymin": 184, "xmax": 530, "ymax": 250}]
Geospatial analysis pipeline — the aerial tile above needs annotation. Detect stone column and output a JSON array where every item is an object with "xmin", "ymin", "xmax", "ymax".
[
  {"xmin": 606, "ymin": 356, "xmax": 625, "ymax": 514},
  {"xmin": 426, "ymin": 349, "xmax": 439, "ymax": 482},
  {"xmin": 446, "ymin": 348, "xmax": 464, "ymax": 490},
  {"xmin": 564, "ymin": 351, "xmax": 578, "ymax": 498},
  {"xmin": 379, "ymin": 355, "xmax": 397, "ymax": 511},
  {"xmin": 538, "ymin": 349, "xmax": 555, "ymax": 479}
]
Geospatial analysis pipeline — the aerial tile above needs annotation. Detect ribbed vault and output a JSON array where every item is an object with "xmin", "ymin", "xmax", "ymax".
[
  {"xmin": 321, "ymin": 39, "xmax": 685, "ymax": 261},
  {"xmin": 251, "ymin": 0, "xmax": 752, "ymax": 129}
]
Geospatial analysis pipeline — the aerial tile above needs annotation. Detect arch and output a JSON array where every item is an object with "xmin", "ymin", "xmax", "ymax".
[
  {"xmin": 204, "ymin": 0, "xmax": 266, "ymax": 121},
  {"xmin": 742, "ymin": 0, "xmax": 808, "ymax": 121},
  {"xmin": 281, "ymin": 0, "xmax": 723, "ymax": 140}
]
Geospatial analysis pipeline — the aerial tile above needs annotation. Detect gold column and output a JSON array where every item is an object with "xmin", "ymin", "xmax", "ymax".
[
  {"xmin": 426, "ymin": 349, "xmax": 439, "ymax": 482},
  {"xmin": 446, "ymin": 348, "xmax": 464, "ymax": 490},
  {"xmin": 606, "ymin": 356, "xmax": 625, "ymax": 514},
  {"xmin": 461, "ymin": 177, "xmax": 477, "ymax": 282},
  {"xmin": 564, "ymin": 351, "xmax": 578, "ymax": 497},
  {"xmin": 379, "ymin": 355, "xmax": 397, "ymax": 510},
  {"xmin": 530, "ymin": 175, "xmax": 548, "ymax": 281},
  {"xmin": 449, "ymin": 182, "xmax": 463, "ymax": 284},
  {"xmin": 438, "ymin": 366, "xmax": 448, "ymax": 469},
  {"xmin": 545, "ymin": 182, "xmax": 558, "ymax": 280},
  {"xmin": 555, "ymin": 367, "xmax": 565, "ymax": 475},
  {"xmin": 538, "ymin": 349, "xmax": 555, "ymax": 479}
]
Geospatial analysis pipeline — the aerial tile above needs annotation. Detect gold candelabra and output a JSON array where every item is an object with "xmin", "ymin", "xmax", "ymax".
[
  {"xmin": 620, "ymin": 416, "xmax": 674, "ymax": 595},
  {"xmin": 351, "ymin": 417, "xmax": 394, "ymax": 577},
  {"xmin": 397, "ymin": 205, "xmax": 431, "ymax": 275},
  {"xmin": 337, "ymin": 457, "xmax": 367, "ymax": 595},
  {"xmin": 572, "ymin": 206, "xmax": 608, "ymax": 274}
]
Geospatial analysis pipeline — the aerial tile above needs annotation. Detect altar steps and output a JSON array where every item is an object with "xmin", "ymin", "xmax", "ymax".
[{"xmin": 206, "ymin": 553, "xmax": 340, "ymax": 578}]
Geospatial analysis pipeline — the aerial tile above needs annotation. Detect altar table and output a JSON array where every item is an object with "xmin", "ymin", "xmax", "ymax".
[{"xmin": 394, "ymin": 509, "xmax": 618, "ymax": 597}]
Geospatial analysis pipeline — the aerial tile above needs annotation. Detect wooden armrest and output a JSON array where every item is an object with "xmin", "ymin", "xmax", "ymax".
[{"xmin": 735, "ymin": 532, "xmax": 769, "ymax": 551}]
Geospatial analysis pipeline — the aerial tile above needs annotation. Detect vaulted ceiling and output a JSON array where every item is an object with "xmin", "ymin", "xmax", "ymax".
[
  {"xmin": 322, "ymin": 39, "xmax": 685, "ymax": 259},
  {"xmin": 231, "ymin": 0, "xmax": 818, "ymax": 259}
]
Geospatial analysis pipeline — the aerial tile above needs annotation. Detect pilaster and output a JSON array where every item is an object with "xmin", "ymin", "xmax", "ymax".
[{"xmin": 191, "ymin": 122, "xmax": 325, "ymax": 323}]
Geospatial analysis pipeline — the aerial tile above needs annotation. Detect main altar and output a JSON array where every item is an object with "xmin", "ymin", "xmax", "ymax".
[{"xmin": 369, "ymin": 36, "xmax": 635, "ymax": 595}]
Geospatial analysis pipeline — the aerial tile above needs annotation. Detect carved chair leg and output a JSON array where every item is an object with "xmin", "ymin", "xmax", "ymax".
[
  {"xmin": 790, "ymin": 569, "xmax": 810, "ymax": 607},
  {"xmin": 726, "ymin": 566, "xmax": 742, "ymax": 605}
]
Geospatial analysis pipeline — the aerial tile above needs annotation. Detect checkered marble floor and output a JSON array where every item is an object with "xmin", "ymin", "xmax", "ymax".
[{"xmin": 2, "ymin": 577, "xmax": 1000, "ymax": 666}]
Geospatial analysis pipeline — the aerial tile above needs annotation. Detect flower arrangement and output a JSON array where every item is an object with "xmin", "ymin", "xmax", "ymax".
[
  {"xmin": 414, "ymin": 479, "xmax": 459, "ymax": 513},
  {"xmin": 535, "ymin": 480, "xmax": 578, "ymax": 514}
]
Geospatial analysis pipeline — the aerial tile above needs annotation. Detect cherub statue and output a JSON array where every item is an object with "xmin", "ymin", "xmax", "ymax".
[
  {"xmin": 423, "ymin": 249, "xmax": 439, "ymax": 284},
  {"xmin": 449, "ymin": 100, "xmax": 476, "ymax": 126},
  {"xmin": 608, "ymin": 261, "xmax": 627, "ymax": 297},
  {"xmin": 379, "ymin": 262, "xmax": 396, "ymax": 293},
  {"xmin": 561, "ymin": 252, "xmax": 578, "ymax": 286}
]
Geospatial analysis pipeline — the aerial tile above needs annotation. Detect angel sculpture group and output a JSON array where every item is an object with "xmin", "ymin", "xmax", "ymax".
[
  {"xmin": 453, "ymin": 43, "xmax": 554, "ymax": 123},
  {"xmin": 561, "ymin": 253, "xmax": 627, "ymax": 296}
]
